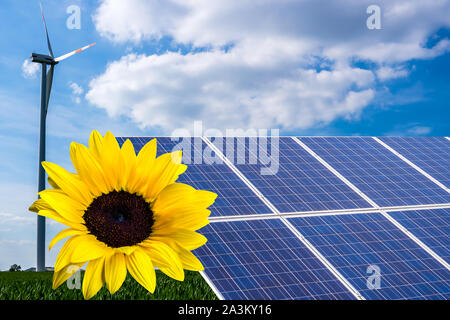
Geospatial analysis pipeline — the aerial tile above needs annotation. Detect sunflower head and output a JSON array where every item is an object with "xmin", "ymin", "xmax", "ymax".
[{"xmin": 29, "ymin": 130, "xmax": 217, "ymax": 299}]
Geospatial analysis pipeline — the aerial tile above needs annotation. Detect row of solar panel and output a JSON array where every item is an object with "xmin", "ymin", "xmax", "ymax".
[
  {"xmin": 117, "ymin": 136, "xmax": 450, "ymax": 217},
  {"xmin": 194, "ymin": 208, "xmax": 449, "ymax": 300}
]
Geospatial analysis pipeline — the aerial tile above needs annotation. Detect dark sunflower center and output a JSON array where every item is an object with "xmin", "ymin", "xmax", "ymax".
[{"xmin": 83, "ymin": 191, "xmax": 154, "ymax": 248}]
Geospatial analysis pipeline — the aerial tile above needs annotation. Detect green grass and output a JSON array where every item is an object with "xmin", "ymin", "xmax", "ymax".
[{"xmin": 0, "ymin": 271, "xmax": 218, "ymax": 300}]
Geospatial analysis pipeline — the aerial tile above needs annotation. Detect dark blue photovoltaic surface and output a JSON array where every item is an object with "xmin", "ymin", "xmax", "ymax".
[
  {"xmin": 379, "ymin": 137, "xmax": 450, "ymax": 188},
  {"xmin": 117, "ymin": 137, "xmax": 271, "ymax": 217},
  {"xmin": 301, "ymin": 137, "xmax": 450, "ymax": 207},
  {"xmin": 212, "ymin": 137, "xmax": 370, "ymax": 212},
  {"xmin": 194, "ymin": 219, "xmax": 356, "ymax": 300},
  {"xmin": 289, "ymin": 213, "xmax": 450, "ymax": 300},
  {"xmin": 389, "ymin": 209, "xmax": 450, "ymax": 264}
]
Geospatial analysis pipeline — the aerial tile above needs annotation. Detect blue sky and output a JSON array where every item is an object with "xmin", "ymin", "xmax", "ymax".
[{"xmin": 0, "ymin": 0, "xmax": 449, "ymax": 270}]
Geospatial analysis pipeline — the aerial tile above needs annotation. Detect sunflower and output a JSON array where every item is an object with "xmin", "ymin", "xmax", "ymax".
[{"xmin": 29, "ymin": 130, "xmax": 216, "ymax": 299}]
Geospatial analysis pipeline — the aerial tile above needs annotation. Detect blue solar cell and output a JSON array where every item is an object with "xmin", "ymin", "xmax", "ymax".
[
  {"xmin": 288, "ymin": 213, "xmax": 450, "ymax": 300},
  {"xmin": 117, "ymin": 137, "xmax": 271, "ymax": 217},
  {"xmin": 210, "ymin": 137, "xmax": 371, "ymax": 212},
  {"xmin": 379, "ymin": 137, "xmax": 450, "ymax": 188},
  {"xmin": 194, "ymin": 218, "xmax": 356, "ymax": 300},
  {"xmin": 389, "ymin": 208, "xmax": 450, "ymax": 264},
  {"xmin": 301, "ymin": 137, "xmax": 450, "ymax": 207}
]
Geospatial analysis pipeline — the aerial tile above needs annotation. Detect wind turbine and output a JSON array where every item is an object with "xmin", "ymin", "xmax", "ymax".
[{"xmin": 31, "ymin": 1, "xmax": 95, "ymax": 271}]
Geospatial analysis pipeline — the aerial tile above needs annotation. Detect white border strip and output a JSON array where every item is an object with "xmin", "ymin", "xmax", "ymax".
[
  {"xmin": 373, "ymin": 137, "xmax": 449, "ymax": 193},
  {"xmin": 202, "ymin": 137, "xmax": 365, "ymax": 300},
  {"xmin": 199, "ymin": 271, "xmax": 225, "ymax": 300},
  {"xmin": 293, "ymin": 137, "xmax": 450, "ymax": 271},
  {"xmin": 446, "ymin": 137, "xmax": 450, "ymax": 141},
  {"xmin": 208, "ymin": 201, "xmax": 450, "ymax": 222},
  {"xmin": 208, "ymin": 204, "xmax": 450, "ymax": 222}
]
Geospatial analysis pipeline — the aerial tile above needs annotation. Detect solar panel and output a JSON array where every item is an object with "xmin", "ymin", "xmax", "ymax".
[
  {"xmin": 389, "ymin": 208, "xmax": 450, "ymax": 264},
  {"xmin": 116, "ymin": 136, "xmax": 450, "ymax": 300},
  {"xmin": 300, "ymin": 137, "xmax": 450, "ymax": 207},
  {"xmin": 217, "ymin": 137, "xmax": 371, "ymax": 212},
  {"xmin": 194, "ymin": 218, "xmax": 356, "ymax": 300},
  {"xmin": 288, "ymin": 213, "xmax": 450, "ymax": 299},
  {"xmin": 117, "ymin": 137, "xmax": 271, "ymax": 217},
  {"xmin": 379, "ymin": 137, "xmax": 450, "ymax": 188}
]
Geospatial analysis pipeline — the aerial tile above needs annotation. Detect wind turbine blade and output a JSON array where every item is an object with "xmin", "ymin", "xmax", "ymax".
[
  {"xmin": 45, "ymin": 65, "xmax": 54, "ymax": 115},
  {"xmin": 54, "ymin": 43, "xmax": 96, "ymax": 62},
  {"xmin": 39, "ymin": 0, "xmax": 54, "ymax": 57}
]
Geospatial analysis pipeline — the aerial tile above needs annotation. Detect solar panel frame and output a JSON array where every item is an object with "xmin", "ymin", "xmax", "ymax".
[
  {"xmin": 378, "ymin": 137, "xmax": 450, "ymax": 188},
  {"xmin": 300, "ymin": 137, "xmax": 450, "ymax": 207},
  {"xmin": 211, "ymin": 137, "xmax": 372, "ymax": 212},
  {"xmin": 288, "ymin": 212, "xmax": 450, "ymax": 300},
  {"xmin": 389, "ymin": 208, "xmax": 450, "ymax": 264},
  {"xmin": 194, "ymin": 218, "xmax": 357, "ymax": 300}
]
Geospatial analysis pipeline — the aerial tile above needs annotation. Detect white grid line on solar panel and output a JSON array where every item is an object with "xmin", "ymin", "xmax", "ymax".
[
  {"xmin": 389, "ymin": 208, "xmax": 450, "ymax": 264},
  {"xmin": 300, "ymin": 137, "xmax": 450, "ymax": 207},
  {"xmin": 288, "ymin": 213, "xmax": 450, "ymax": 300},
  {"xmin": 194, "ymin": 218, "xmax": 356, "ymax": 300},
  {"xmin": 378, "ymin": 137, "xmax": 450, "ymax": 189},
  {"xmin": 215, "ymin": 137, "xmax": 371, "ymax": 212},
  {"xmin": 373, "ymin": 137, "xmax": 449, "ymax": 193},
  {"xmin": 118, "ymin": 137, "xmax": 271, "ymax": 216}
]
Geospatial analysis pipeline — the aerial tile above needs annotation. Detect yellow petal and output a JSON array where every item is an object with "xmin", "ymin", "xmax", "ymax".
[
  {"xmin": 105, "ymin": 252, "xmax": 127, "ymax": 294},
  {"xmin": 150, "ymin": 237, "xmax": 204, "ymax": 271},
  {"xmin": 71, "ymin": 142, "xmax": 109, "ymax": 196},
  {"xmin": 70, "ymin": 234, "xmax": 109, "ymax": 264},
  {"xmin": 89, "ymin": 130, "xmax": 104, "ymax": 161},
  {"xmin": 152, "ymin": 183, "xmax": 217, "ymax": 215},
  {"xmin": 82, "ymin": 257, "xmax": 105, "ymax": 300},
  {"xmin": 54, "ymin": 234, "xmax": 108, "ymax": 272},
  {"xmin": 29, "ymin": 198, "xmax": 52, "ymax": 213},
  {"xmin": 38, "ymin": 189, "xmax": 85, "ymax": 224},
  {"xmin": 127, "ymin": 139, "xmax": 157, "ymax": 194},
  {"xmin": 49, "ymin": 228, "xmax": 85, "ymax": 251},
  {"xmin": 140, "ymin": 240, "xmax": 184, "ymax": 281},
  {"xmin": 177, "ymin": 247, "xmax": 204, "ymax": 271},
  {"xmin": 42, "ymin": 161, "xmax": 92, "ymax": 207},
  {"xmin": 99, "ymin": 131, "xmax": 122, "ymax": 191},
  {"xmin": 52, "ymin": 262, "xmax": 85, "ymax": 289},
  {"xmin": 151, "ymin": 183, "xmax": 197, "ymax": 212},
  {"xmin": 153, "ymin": 208, "xmax": 211, "ymax": 232},
  {"xmin": 125, "ymin": 247, "xmax": 156, "ymax": 293},
  {"xmin": 48, "ymin": 176, "xmax": 59, "ymax": 189},
  {"xmin": 119, "ymin": 139, "xmax": 137, "ymax": 190},
  {"xmin": 142, "ymin": 151, "xmax": 186, "ymax": 201},
  {"xmin": 151, "ymin": 229, "xmax": 207, "ymax": 251},
  {"xmin": 54, "ymin": 236, "xmax": 77, "ymax": 272},
  {"xmin": 38, "ymin": 209, "xmax": 86, "ymax": 231},
  {"xmin": 116, "ymin": 246, "xmax": 136, "ymax": 255}
]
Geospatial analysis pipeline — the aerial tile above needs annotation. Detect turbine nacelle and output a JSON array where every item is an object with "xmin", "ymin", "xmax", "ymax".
[{"xmin": 31, "ymin": 53, "xmax": 58, "ymax": 65}]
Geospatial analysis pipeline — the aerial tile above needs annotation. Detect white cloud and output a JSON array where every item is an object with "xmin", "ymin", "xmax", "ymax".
[
  {"xmin": 87, "ymin": 52, "xmax": 375, "ymax": 130},
  {"xmin": 407, "ymin": 126, "xmax": 432, "ymax": 135},
  {"xmin": 88, "ymin": 0, "xmax": 450, "ymax": 132},
  {"xmin": 69, "ymin": 82, "xmax": 83, "ymax": 104},
  {"xmin": 21, "ymin": 59, "xmax": 40, "ymax": 79},
  {"xmin": 376, "ymin": 66, "xmax": 409, "ymax": 81}
]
